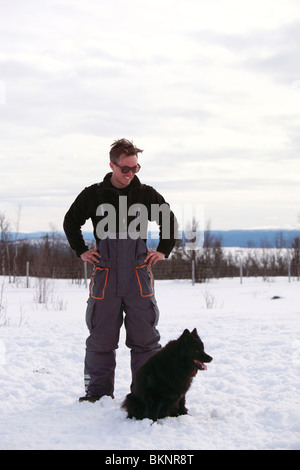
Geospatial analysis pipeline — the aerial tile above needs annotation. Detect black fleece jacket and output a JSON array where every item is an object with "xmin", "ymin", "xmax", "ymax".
[{"xmin": 63, "ymin": 173, "xmax": 177, "ymax": 258}]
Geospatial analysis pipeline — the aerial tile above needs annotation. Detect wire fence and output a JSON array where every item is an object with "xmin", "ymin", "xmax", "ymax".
[
  {"xmin": 1, "ymin": 234, "xmax": 300, "ymax": 285},
  {"xmin": 12, "ymin": 258, "xmax": 300, "ymax": 287}
]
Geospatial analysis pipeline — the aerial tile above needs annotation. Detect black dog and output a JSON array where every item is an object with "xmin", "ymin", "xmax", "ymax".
[{"xmin": 122, "ymin": 328, "xmax": 213, "ymax": 421}]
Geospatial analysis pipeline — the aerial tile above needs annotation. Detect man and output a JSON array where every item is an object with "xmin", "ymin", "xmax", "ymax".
[{"xmin": 63, "ymin": 138, "xmax": 177, "ymax": 402}]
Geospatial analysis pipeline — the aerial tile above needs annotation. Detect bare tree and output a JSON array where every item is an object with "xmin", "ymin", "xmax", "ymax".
[
  {"xmin": 13, "ymin": 205, "xmax": 22, "ymax": 282},
  {"xmin": 291, "ymin": 236, "xmax": 300, "ymax": 280},
  {"xmin": 0, "ymin": 212, "xmax": 11, "ymax": 280}
]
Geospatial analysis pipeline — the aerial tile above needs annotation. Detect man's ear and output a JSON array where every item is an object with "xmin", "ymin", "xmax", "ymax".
[{"xmin": 109, "ymin": 161, "xmax": 114, "ymax": 171}]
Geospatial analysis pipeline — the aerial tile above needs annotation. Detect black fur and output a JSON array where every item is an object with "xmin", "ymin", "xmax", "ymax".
[{"xmin": 122, "ymin": 328, "xmax": 213, "ymax": 421}]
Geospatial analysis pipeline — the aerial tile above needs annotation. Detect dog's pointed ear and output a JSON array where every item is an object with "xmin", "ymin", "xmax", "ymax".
[
  {"xmin": 191, "ymin": 328, "xmax": 200, "ymax": 340},
  {"xmin": 180, "ymin": 329, "xmax": 191, "ymax": 340}
]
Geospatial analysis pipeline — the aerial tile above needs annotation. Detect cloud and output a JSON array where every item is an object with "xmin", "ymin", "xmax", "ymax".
[
  {"xmin": 187, "ymin": 19, "xmax": 300, "ymax": 84},
  {"xmin": 1, "ymin": 0, "xmax": 300, "ymax": 231}
]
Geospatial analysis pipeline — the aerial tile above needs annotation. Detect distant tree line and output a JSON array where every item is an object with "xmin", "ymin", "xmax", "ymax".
[
  {"xmin": 152, "ymin": 227, "xmax": 300, "ymax": 281},
  {"xmin": 1, "ymin": 211, "xmax": 299, "ymax": 282}
]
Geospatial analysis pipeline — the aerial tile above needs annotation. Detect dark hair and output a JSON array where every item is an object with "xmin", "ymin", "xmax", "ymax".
[{"xmin": 109, "ymin": 138, "xmax": 143, "ymax": 162}]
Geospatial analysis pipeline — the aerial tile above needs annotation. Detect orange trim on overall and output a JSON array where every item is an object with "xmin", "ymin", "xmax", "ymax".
[
  {"xmin": 136, "ymin": 264, "xmax": 154, "ymax": 297},
  {"xmin": 90, "ymin": 267, "xmax": 109, "ymax": 300}
]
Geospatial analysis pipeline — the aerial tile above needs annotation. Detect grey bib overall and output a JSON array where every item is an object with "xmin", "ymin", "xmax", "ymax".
[{"xmin": 84, "ymin": 236, "xmax": 161, "ymax": 397}]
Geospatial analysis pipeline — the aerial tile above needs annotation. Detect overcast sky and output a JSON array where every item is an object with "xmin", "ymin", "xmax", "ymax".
[{"xmin": 1, "ymin": 0, "xmax": 300, "ymax": 234}]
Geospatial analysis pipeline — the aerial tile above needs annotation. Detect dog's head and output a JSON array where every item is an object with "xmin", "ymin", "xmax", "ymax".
[{"xmin": 180, "ymin": 328, "xmax": 213, "ymax": 370}]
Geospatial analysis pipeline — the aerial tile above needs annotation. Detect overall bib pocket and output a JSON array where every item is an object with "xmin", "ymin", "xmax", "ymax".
[
  {"xmin": 90, "ymin": 267, "xmax": 109, "ymax": 300},
  {"xmin": 136, "ymin": 264, "xmax": 154, "ymax": 297}
]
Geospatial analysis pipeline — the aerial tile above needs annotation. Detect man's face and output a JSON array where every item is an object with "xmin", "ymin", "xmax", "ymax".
[{"xmin": 110, "ymin": 154, "xmax": 139, "ymax": 188}]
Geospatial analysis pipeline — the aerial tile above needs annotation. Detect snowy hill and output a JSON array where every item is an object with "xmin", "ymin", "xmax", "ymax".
[{"xmin": 0, "ymin": 276, "xmax": 299, "ymax": 450}]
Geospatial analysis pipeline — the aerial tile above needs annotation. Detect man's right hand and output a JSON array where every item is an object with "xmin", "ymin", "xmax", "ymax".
[{"xmin": 80, "ymin": 248, "xmax": 101, "ymax": 264}]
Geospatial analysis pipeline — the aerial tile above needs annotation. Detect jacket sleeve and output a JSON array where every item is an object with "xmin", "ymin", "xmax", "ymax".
[
  {"xmin": 63, "ymin": 187, "xmax": 94, "ymax": 257},
  {"xmin": 147, "ymin": 187, "xmax": 178, "ymax": 258}
]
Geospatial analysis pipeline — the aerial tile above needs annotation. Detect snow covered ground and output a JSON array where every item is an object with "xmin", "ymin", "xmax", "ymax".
[{"xmin": 0, "ymin": 275, "xmax": 299, "ymax": 450}]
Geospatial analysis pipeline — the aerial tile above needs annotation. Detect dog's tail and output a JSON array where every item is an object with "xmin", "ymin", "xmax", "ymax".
[{"xmin": 121, "ymin": 393, "xmax": 147, "ymax": 420}]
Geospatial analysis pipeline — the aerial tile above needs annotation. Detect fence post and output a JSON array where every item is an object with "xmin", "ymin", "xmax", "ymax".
[
  {"xmin": 236, "ymin": 250, "xmax": 243, "ymax": 284},
  {"xmin": 240, "ymin": 258, "xmax": 243, "ymax": 284},
  {"xmin": 192, "ymin": 259, "xmax": 195, "ymax": 286},
  {"xmin": 26, "ymin": 261, "xmax": 29, "ymax": 288}
]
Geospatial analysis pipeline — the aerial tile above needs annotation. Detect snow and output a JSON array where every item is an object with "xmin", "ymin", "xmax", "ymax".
[{"xmin": 0, "ymin": 275, "xmax": 300, "ymax": 450}]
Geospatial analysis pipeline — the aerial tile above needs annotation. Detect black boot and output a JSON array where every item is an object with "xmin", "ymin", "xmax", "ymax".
[{"xmin": 79, "ymin": 392, "xmax": 102, "ymax": 403}]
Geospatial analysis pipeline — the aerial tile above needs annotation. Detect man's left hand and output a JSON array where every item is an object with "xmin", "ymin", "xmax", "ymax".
[{"xmin": 144, "ymin": 250, "xmax": 165, "ymax": 266}]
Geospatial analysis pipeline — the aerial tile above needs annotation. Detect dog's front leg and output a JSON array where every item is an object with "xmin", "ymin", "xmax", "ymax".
[
  {"xmin": 177, "ymin": 396, "xmax": 188, "ymax": 416},
  {"xmin": 147, "ymin": 399, "xmax": 164, "ymax": 422}
]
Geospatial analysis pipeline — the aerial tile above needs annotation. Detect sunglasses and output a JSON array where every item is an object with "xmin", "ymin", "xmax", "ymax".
[{"xmin": 113, "ymin": 162, "xmax": 141, "ymax": 174}]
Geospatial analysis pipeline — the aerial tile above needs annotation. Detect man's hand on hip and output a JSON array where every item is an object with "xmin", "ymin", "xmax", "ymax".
[
  {"xmin": 144, "ymin": 250, "xmax": 165, "ymax": 266},
  {"xmin": 80, "ymin": 248, "xmax": 101, "ymax": 264}
]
